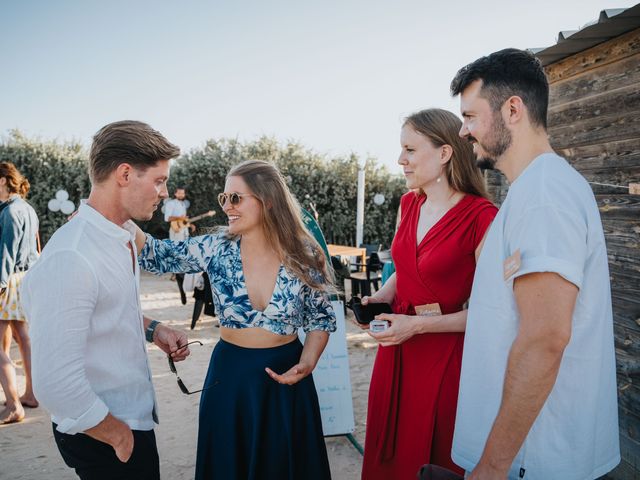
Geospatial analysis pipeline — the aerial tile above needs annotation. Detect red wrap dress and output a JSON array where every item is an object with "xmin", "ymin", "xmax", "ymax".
[{"xmin": 362, "ymin": 191, "xmax": 497, "ymax": 479}]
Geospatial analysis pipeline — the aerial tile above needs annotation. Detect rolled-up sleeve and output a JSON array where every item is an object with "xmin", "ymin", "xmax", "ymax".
[
  {"xmin": 508, "ymin": 205, "xmax": 587, "ymax": 289},
  {"xmin": 21, "ymin": 250, "xmax": 109, "ymax": 434},
  {"xmin": 139, "ymin": 233, "xmax": 218, "ymax": 275}
]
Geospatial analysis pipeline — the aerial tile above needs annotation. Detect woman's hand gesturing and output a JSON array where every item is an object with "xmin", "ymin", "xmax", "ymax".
[{"xmin": 265, "ymin": 362, "xmax": 313, "ymax": 386}]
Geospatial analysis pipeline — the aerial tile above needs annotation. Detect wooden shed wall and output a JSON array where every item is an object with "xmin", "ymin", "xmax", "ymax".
[
  {"xmin": 544, "ymin": 27, "xmax": 640, "ymax": 480},
  {"xmin": 483, "ymin": 26, "xmax": 640, "ymax": 479}
]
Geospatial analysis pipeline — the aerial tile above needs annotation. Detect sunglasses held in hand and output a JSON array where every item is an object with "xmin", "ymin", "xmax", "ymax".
[{"xmin": 168, "ymin": 341, "xmax": 213, "ymax": 395}]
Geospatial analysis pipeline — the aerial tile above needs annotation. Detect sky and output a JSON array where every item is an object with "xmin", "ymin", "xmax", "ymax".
[{"xmin": 1, "ymin": 0, "xmax": 637, "ymax": 174}]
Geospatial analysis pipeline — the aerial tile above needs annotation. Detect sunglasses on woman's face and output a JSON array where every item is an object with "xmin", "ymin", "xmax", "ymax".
[{"xmin": 217, "ymin": 192, "xmax": 256, "ymax": 209}]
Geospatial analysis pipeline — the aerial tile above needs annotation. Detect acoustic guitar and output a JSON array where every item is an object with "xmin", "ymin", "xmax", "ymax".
[{"xmin": 170, "ymin": 210, "xmax": 215, "ymax": 232}]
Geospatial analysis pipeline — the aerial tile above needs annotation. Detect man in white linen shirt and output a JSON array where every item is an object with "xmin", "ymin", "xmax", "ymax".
[
  {"xmin": 21, "ymin": 120, "xmax": 191, "ymax": 480},
  {"xmin": 449, "ymin": 49, "xmax": 619, "ymax": 479}
]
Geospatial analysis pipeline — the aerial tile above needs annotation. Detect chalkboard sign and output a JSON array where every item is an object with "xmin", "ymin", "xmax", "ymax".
[{"xmin": 299, "ymin": 301, "xmax": 355, "ymax": 436}]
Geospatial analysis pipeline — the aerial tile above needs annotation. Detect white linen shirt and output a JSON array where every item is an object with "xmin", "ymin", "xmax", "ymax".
[
  {"xmin": 21, "ymin": 204, "xmax": 157, "ymax": 434},
  {"xmin": 452, "ymin": 154, "xmax": 619, "ymax": 479},
  {"xmin": 163, "ymin": 198, "xmax": 187, "ymax": 222}
]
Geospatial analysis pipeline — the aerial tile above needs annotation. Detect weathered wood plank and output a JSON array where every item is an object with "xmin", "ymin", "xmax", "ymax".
[
  {"xmin": 549, "ymin": 52, "xmax": 640, "ymax": 105},
  {"xmin": 614, "ymin": 309, "xmax": 640, "ymax": 335},
  {"xmin": 559, "ymin": 138, "xmax": 640, "ymax": 172},
  {"xmin": 582, "ymin": 168, "xmax": 640, "ymax": 195},
  {"xmin": 557, "ymin": 140, "xmax": 640, "ymax": 194},
  {"xmin": 549, "ymin": 83, "xmax": 640, "ymax": 127},
  {"xmin": 620, "ymin": 428, "xmax": 640, "ymax": 469},
  {"xmin": 545, "ymin": 28, "xmax": 640, "ymax": 83},
  {"xmin": 615, "ymin": 323, "xmax": 640, "ymax": 360},
  {"xmin": 619, "ymin": 406, "xmax": 640, "ymax": 444},
  {"xmin": 618, "ymin": 376, "xmax": 640, "ymax": 414},
  {"xmin": 619, "ymin": 432, "xmax": 640, "ymax": 471},
  {"xmin": 549, "ymin": 108, "xmax": 640, "ymax": 150},
  {"xmin": 613, "ymin": 293, "xmax": 640, "ymax": 320},
  {"xmin": 607, "ymin": 240, "xmax": 640, "ymax": 264},
  {"xmin": 617, "ymin": 349, "xmax": 640, "ymax": 380},
  {"xmin": 598, "ymin": 195, "xmax": 640, "ymax": 221},
  {"xmin": 611, "ymin": 283, "xmax": 640, "ymax": 311},
  {"xmin": 613, "ymin": 292, "xmax": 640, "ymax": 316},
  {"xmin": 607, "ymin": 238, "xmax": 640, "ymax": 264},
  {"xmin": 603, "ymin": 219, "xmax": 640, "ymax": 248},
  {"xmin": 616, "ymin": 414, "xmax": 640, "ymax": 478},
  {"xmin": 612, "ymin": 281, "xmax": 640, "ymax": 321},
  {"xmin": 610, "ymin": 263, "xmax": 640, "ymax": 291}
]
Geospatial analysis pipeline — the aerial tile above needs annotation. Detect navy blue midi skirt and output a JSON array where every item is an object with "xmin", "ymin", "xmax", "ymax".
[{"xmin": 195, "ymin": 338, "xmax": 331, "ymax": 480}]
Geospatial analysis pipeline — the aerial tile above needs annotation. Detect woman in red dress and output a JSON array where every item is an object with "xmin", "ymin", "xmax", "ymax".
[{"xmin": 361, "ymin": 109, "xmax": 497, "ymax": 479}]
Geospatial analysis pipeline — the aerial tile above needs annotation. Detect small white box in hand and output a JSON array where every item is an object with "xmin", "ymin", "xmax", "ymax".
[{"xmin": 370, "ymin": 320, "xmax": 389, "ymax": 333}]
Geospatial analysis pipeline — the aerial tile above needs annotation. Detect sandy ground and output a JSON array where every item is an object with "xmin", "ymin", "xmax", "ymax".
[{"xmin": 0, "ymin": 272, "xmax": 378, "ymax": 480}]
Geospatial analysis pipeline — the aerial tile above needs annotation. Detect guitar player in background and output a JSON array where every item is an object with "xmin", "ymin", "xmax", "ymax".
[{"xmin": 164, "ymin": 187, "xmax": 193, "ymax": 304}]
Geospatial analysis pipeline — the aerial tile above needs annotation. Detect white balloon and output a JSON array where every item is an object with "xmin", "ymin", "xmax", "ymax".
[
  {"xmin": 48, "ymin": 199, "xmax": 61, "ymax": 212},
  {"xmin": 55, "ymin": 190, "xmax": 69, "ymax": 201},
  {"xmin": 60, "ymin": 200, "xmax": 76, "ymax": 215},
  {"xmin": 373, "ymin": 193, "xmax": 385, "ymax": 206}
]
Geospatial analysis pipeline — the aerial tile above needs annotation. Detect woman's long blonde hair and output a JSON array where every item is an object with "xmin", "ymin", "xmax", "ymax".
[{"xmin": 226, "ymin": 160, "xmax": 335, "ymax": 292}]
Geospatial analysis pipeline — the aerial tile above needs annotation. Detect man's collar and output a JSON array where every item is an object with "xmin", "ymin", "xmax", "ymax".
[{"xmin": 77, "ymin": 203, "xmax": 132, "ymax": 242}]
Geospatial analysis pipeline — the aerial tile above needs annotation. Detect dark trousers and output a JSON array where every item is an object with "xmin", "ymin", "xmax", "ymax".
[
  {"xmin": 52, "ymin": 423, "xmax": 160, "ymax": 480},
  {"xmin": 176, "ymin": 273, "xmax": 187, "ymax": 304}
]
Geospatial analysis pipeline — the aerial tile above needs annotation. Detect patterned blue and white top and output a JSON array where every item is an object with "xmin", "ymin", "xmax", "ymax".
[{"xmin": 139, "ymin": 232, "xmax": 336, "ymax": 335}]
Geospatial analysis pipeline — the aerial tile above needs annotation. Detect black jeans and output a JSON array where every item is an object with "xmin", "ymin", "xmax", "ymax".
[{"xmin": 52, "ymin": 423, "xmax": 160, "ymax": 480}]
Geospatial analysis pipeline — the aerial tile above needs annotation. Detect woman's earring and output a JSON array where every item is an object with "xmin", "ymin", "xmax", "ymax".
[{"xmin": 436, "ymin": 177, "xmax": 442, "ymax": 183}]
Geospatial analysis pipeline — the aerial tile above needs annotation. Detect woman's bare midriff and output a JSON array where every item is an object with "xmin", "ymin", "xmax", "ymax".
[{"xmin": 220, "ymin": 326, "xmax": 298, "ymax": 348}]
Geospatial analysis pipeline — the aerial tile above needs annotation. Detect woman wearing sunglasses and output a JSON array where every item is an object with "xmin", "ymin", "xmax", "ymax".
[{"xmin": 132, "ymin": 159, "xmax": 336, "ymax": 480}]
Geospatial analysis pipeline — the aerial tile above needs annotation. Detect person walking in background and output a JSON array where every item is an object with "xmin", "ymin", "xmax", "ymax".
[
  {"xmin": 21, "ymin": 121, "xmax": 190, "ymax": 480},
  {"xmin": 360, "ymin": 109, "xmax": 497, "ymax": 479},
  {"xmin": 133, "ymin": 159, "xmax": 336, "ymax": 480},
  {"xmin": 0, "ymin": 162, "xmax": 40, "ymax": 424},
  {"xmin": 164, "ymin": 186, "xmax": 192, "ymax": 304},
  {"xmin": 450, "ymin": 48, "xmax": 619, "ymax": 479},
  {"xmin": 2, "ymin": 199, "xmax": 17, "ymax": 363}
]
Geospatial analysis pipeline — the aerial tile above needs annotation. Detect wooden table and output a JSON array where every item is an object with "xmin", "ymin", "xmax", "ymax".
[{"xmin": 327, "ymin": 244, "xmax": 367, "ymax": 268}]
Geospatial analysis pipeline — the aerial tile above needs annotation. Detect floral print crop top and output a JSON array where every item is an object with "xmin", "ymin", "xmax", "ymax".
[{"xmin": 139, "ymin": 232, "xmax": 336, "ymax": 335}]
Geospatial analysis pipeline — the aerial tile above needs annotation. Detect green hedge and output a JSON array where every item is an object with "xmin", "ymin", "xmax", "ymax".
[
  {"xmin": 0, "ymin": 131, "xmax": 91, "ymax": 244},
  {"xmin": 0, "ymin": 132, "xmax": 406, "ymax": 248}
]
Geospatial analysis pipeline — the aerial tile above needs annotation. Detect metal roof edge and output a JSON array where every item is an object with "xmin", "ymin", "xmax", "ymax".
[{"xmin": 532, "ymin": 4, "xmax": 640, "ymax": 66}]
